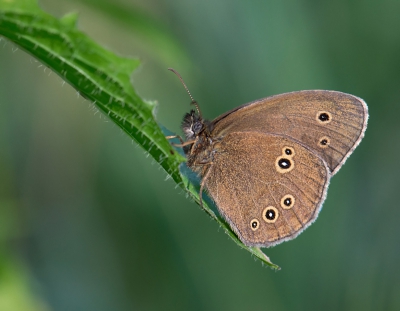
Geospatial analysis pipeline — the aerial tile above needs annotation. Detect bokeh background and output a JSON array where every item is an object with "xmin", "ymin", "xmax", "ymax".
[{"xmin": 1, "ymin": 0, "xmax": 399, "ymax": 310}]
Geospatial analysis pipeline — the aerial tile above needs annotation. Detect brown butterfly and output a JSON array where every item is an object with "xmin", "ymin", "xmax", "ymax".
[{"xmin": 168, "ymin": 69, "xmax": 368, "ymax": 247}]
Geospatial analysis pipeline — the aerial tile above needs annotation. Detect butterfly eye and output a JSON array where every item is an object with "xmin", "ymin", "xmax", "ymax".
[
  {"xmin": 316, "ymin": 111, "xmax": 332, "ymax": 124},
  {"xmin": 250, "ymin": 219, "xmax": 260, "ymax": 231},
  {"xmin": 262, "ymin": 206, "xmax": 279, "ymax": 223},
  {"xmin": 192, "ymin": 121, "xmax": 203, "ymax": 134},
  {"xmin": 281, "ymin": 194, "xmax": 295, "ymax": 209}
]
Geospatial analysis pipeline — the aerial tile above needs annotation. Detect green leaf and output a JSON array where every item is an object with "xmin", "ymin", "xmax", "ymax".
[{"xmin": 0, "ymin": 0, "xmax": 279, "ymax": 270}]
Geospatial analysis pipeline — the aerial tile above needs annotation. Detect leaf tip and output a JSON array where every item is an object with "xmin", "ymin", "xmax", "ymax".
[{"xmin": 60, "ymin": 12, "xmax": 79, "ymax": 29}]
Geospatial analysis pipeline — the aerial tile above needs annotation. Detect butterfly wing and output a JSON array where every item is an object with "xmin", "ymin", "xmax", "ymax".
[
  {"xmin": 205, "ymin": 132, "xmax": 329, "ymax": 247},
  {"xmin": 211, "ymin": 90, "xmax": 368, "ymax": 175}
]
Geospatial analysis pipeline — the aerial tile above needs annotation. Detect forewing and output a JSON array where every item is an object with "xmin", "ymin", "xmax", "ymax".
[{"xmin": 211, "ymin": 90, "xmax": 368, "ymax": 175}]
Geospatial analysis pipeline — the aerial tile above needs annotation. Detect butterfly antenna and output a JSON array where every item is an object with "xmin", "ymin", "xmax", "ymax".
[{"xmin": 168, "ymin": 68, "xmax": 203, "ymax": 119}]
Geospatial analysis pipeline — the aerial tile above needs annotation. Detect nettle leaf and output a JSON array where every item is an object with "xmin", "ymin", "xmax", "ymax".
[{"xmin": 0, "ymin": 0, "xmax": 279, "ymax": 270}]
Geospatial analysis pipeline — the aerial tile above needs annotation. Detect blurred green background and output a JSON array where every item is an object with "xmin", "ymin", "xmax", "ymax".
[{"xmin": 0, "ymin": 0, "xmax": 399, "ymax": 310}]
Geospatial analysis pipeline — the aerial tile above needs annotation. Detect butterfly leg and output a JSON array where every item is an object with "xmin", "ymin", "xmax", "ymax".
[
  {"xmin": 166, "ymin": 135, "xmax": 184, "ymax": 144},
  {"xmin": 166, "ymin": 135, "xmax": 196, "ymax": 148}
]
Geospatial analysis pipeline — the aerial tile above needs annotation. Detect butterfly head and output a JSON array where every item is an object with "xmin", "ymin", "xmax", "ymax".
[{"xmin": 181, "ymin": 109, "xmax": 205, "ymax": 140}]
